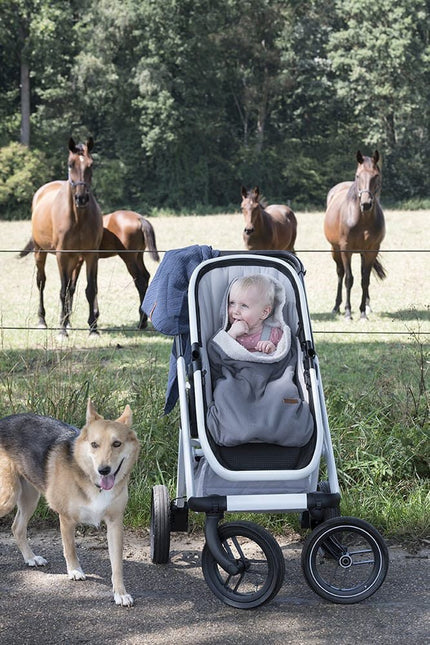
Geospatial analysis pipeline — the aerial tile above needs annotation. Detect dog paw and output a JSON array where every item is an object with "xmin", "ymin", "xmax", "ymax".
[
  {"xmin": 68, "ymin": 568, "xmax": 86, "ymax": 581},
  {"xmin": 114, "ymin": 592, "xmax": 134, "ymax": 607},
  {"xmin": 26, "ymin": 555, "xmax": 48, "ymax": 567}
]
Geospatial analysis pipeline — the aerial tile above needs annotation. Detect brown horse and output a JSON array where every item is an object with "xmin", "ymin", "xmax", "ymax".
[
  {"xmin": 324, "ymin": 150, "xmax": 386, "ymax": 320},
  {"xmin": 240, "ymin": 186, "xmax": 297, "ymax": 251},
  {"xmin": 20, "ymin": 137, "xmax": 103, "ymax": 336},
  {"xmin": 99, "ymin": 210, "xmax": 160, "ymax": 329}
]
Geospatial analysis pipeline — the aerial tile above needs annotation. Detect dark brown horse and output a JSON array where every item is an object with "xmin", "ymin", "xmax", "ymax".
[
  {"xmin": 99, "ymin": 210, "xmax": 160, "ymax": 329},
  {"xmin": 324, "ymin": 150, "xmax": 386, "ymax": 320},
  {"xmin": 20, "ymin": 138, "xmax": 103, "ymax": 336},
  {"xmin": 240, "ymin": 186, "xmax": 297, "ymax": 251}
]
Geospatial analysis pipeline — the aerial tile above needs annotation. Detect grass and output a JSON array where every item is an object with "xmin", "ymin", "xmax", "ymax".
[{"xmin": 0, "ymin": 210, "xmax": 428, "ymax": 544}]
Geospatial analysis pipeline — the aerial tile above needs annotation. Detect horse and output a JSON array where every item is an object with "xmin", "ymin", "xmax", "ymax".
[
  {"xmin": 324, "ymin": 150, "xmax": 386, "ymax": 320},
  {"xmin": 240, "ymin": 186, "xmax": 297, "ymax": 251},
  {"xmin": 99, "ymin": 210, "xmax": 160, "ymax": 329},
  {"xmin": 20, "ymin": 137, "xmax": 103, "ymax": 337}
]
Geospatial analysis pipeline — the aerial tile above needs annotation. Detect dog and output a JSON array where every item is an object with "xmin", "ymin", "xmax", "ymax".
[{"xmin": 0, "ymin": 399, "xmax": 140, "ymax": 606}]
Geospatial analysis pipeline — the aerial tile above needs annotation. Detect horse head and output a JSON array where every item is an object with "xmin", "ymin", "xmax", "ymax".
[
  {"xmin": 68, "ymin": 137, "xmax": 94, "ymax": 208},
  {"xmin": 241, "ymin": 186, "xmax": 260, "ymax": 235},
  {"xmin": 355, "ymin": 150, "xmax": 381, "ymax": 212}
]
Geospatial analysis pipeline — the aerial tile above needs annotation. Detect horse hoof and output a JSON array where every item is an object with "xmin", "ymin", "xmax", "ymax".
[
  {"xmin": 89, "ymin": 329, "xmax": 100, "ymax": 337},
  {"xmin": 37, "ymin": 322, "xmax": 47, "ymax": 329},
  {"xmin": 57, "ymin": 330, "xmax": 68, "ymax": 341}
]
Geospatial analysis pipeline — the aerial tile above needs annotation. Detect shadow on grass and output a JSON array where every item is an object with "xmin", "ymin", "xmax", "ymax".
[
  {"xmin": 311, "ymin": 309, "xmax": 430, "ymax": 323},
  {"xmin": 310, "ymin": 312, "xmax": 338, "ymax": 322},
  {"xmin": 380, "ymin": 308, "xmax": 430, "ymax": 321}
]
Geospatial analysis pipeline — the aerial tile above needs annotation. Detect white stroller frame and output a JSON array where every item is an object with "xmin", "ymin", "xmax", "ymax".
[
  {"xmin": 149, "ymin": 250, "xmax": 389, "ymax": 608},
  {"xmin": 178, "ymin": 253, "xmax": 339, "ymax": 504}
]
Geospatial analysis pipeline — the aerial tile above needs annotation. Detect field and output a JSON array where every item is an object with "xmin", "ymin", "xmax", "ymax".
[{"xmin": 0, "ymin": 211, "xmax": 428, "ymax": 541}]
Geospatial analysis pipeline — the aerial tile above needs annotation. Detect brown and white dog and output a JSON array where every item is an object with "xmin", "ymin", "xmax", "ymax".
[{"xmin": 0, "ymin": 399, "xmax": 140, "ymax": 606}]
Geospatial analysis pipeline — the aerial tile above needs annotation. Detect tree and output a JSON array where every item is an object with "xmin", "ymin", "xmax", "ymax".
[
  {"xmin": 328, "ymin": 0, "xmax": 430, "ymax": 199},
  {"xmin": 0, "ymin": 0, "xmax": 33, "ymax": 146}
]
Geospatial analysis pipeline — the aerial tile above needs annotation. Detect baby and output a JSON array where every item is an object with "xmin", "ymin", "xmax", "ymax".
[
  {"xmin": 226, "ymin": 274, "xmax": 283, "ymax": 354},
  {"xmin": 206, "ymin": 272, "xmax": 314, "ymax": 448}
]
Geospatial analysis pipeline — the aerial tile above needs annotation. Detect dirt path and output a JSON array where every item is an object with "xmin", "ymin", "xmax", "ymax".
[{"xmin": 0, "ymin": 526, "xmax": 428, "ymax": 644}]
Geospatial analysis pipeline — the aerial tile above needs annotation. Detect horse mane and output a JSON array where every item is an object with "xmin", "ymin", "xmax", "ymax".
[
  {"xmin": 347, "ymin": 182, "xmax": 358, "ymax": 202},
  {"xmin": 245, "ymin": 187, "xmax": 268, "ymax": 209},
  {"xmin": 259, "ymin": 194, "xmax": 269, "ymax": 209}
]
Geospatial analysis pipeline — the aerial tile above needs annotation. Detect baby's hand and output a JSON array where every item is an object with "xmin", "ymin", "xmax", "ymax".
[
  {"xmin": 256, "ymin": 340, "xmax": 276, "ymax": 354},
  {"xmin": 228, "ymin": 320, "xmax": 249, "ymax": 338}
]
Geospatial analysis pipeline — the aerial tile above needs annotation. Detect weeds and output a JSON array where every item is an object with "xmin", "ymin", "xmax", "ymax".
[{"xmin": 0, "ymin": 329, "xmax": 428, "ymax": 543}]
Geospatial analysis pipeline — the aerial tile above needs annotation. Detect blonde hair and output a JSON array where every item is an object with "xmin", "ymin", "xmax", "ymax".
[{"xmin": 231, "ymin": 274, "xmax": 275, "ymax": 308}]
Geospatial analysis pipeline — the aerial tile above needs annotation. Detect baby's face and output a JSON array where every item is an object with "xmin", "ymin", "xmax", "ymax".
[{"xmin": 228, "ymin": 284, "xmax": 271, "ymax": 334}]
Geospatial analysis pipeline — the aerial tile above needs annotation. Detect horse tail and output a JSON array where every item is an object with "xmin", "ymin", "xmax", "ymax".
[
  {"xmin": 373, "ymin": 257, "xmax": 386, "ymax": 280},
  {"xmin": 19, "ymin": 238, "xmax": 35, "ymax": 258},
  {"xmin": 139, "ymin": 217, "xmax": 160, "ymax": 262}
]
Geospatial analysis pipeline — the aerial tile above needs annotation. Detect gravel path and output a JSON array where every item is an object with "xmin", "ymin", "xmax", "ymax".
[{"xmin": 0, "ymin": 526, "xmax": 428, "ymax": 644}]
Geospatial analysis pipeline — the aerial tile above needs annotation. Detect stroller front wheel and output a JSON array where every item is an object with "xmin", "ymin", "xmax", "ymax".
[
  {"xmin": 301, "ymin": 516, "xmax": 389, "ymax": 604},
  {"xmin": 150, "ymin": 484, "xmax": 171, "ymax": 564},
  {"xmin": 201, "ymin": 520, "xmax": 285, "ymax": 609}
]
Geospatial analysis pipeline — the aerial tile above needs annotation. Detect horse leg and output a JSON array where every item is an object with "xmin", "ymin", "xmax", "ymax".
[
  {"xmin": 84, "ymin": 255, "xmax": 99, "ymax": 335},
  {"xmin": 122, "ymin": 253, "xmax": 150, "ymax": 329},
  {"xmin": 65, "ymin": 258, "xmax": 84, "ymax": 329},
  {"xmin": 359, "ymin": 253, "xmax": 375, "ymax": 320},
  {"xmin": 34, "ymin": 251, "xmax": 48, "ymax": 328},
  {"xmin": 342, "ymin": 251, "xmax": 354, "ymax": 320},
  {"xmin": 331, "ymin": 249, "xmax": 344, "ymax": 315},
  {"xmin": 56, "ymin": 254, "xmax": 72, "ymax": 337}
]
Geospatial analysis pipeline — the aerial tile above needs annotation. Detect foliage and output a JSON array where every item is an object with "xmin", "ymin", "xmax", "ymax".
[
  {"xmin": 328, "ymin": 0, "xmax": 430, "ymax": 199},
  {"xmin": 0, "ymin": 143, "xmax": 53, "ymax": 219},
  {"xmin": 0, "ymin": 0, "xmax": 428, "ymax": 217}
]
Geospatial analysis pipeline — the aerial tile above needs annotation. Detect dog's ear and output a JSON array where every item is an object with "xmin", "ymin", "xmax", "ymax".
[
  {"xmin": 86, "ymin": 398, "xmax": 104, "ymax": 424},
  {"xmin": 116, "ymin": 404, "xmax": 132, "ymax": 427}
]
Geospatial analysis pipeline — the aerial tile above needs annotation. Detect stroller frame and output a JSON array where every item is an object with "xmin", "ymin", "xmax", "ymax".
[{"xmin": 149, "ymin": 250, "xmax": 389, "ymax": 608}]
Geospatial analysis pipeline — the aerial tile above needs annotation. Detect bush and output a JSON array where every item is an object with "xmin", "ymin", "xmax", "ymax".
[{"xmin": 0, "ymin": 143, "xmax": 53, "ymax": 220}]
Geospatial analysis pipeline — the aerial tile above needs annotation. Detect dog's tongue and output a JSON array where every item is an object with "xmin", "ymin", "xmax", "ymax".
[{"xmin": 99, "ymin": 474, "xmax": 115, "ymax": 490}]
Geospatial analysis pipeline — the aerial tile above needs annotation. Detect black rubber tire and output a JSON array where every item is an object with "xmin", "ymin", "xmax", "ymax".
[
  {"xmin": 301, "ymin": 516, "xmax": 389, "ymax": 604},
  {"xmin": 201, "ymin": 521, "xmax": 285, "ymax": 609},
  {"xmin": 150, "ymin": 484, "xmax": 171, "ymax": 564}
]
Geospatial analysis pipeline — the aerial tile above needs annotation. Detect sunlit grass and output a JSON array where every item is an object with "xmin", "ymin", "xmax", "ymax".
[{"xmin": 0, "ymin": 213, "xmax": 428, "ymax": 542}]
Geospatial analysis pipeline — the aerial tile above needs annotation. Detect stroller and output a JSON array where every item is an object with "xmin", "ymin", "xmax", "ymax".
[{"xmin": 143, "ymin": 247, "xmax": 389, "ymax": 609}]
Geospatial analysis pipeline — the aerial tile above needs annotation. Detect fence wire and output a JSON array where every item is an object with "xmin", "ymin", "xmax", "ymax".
[{"xmin": 2, "ymin": 247, "xmax": 429, "ymax": 337}]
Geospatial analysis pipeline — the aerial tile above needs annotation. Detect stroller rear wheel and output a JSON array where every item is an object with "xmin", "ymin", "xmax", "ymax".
[
  {"xmin": 301, "ymin": 516, "xmax": 389, "ymax": 604},
  {"xmin": 201, "ymin": 521, "xmax": 285, "ymax": 609},
  {"xmin": 150, "ymin": 484, "xmax": 171, "ymax": 564}
]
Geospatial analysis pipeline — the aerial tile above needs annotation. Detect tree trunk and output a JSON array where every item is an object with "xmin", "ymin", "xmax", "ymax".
[{"xmin": 20, "ymin": 58, "xmax": 31, "ymax": 147}]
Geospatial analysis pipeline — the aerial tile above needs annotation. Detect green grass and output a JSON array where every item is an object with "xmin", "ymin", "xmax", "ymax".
[{"xmin": 0, "ymin": 212, "xmax": 428, "ymax": 543}]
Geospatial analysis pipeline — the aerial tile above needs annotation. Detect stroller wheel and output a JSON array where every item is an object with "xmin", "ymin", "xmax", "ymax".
[
  {"xmin": 150, "ymin": 484, "xmax": 171, "ymax": 564},
  {"xmin": 201, "ymin": 521, "xmax": 285, "ymax": 609},
  {"xmin": 301, "ymin": 516, "xmax": 389, "ymax": 604}
]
